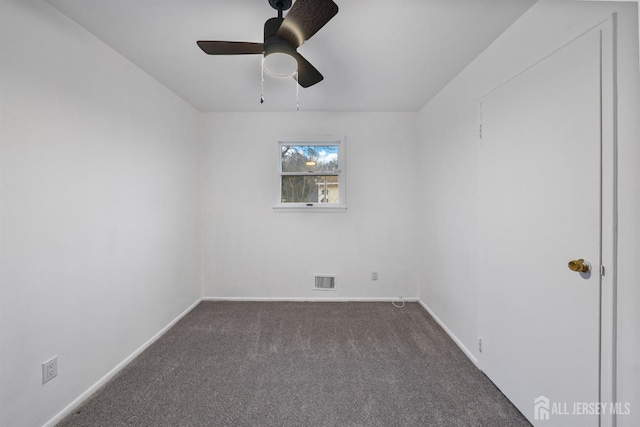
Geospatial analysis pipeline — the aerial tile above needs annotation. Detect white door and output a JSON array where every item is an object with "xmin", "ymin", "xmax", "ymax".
[{"xmin": 478, "ymin": 26, "xmax": 610, "ymax": 427}]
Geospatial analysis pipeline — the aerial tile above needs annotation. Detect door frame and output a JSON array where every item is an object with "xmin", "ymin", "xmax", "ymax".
[{"xmin": 477, "ymin": 15, "xmax": 618, "ymax": 427}]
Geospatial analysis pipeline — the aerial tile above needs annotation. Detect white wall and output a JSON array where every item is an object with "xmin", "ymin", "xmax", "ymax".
[
  {"xmin": 416, "ymin": 1, "xmax": 639, "ymax": 425},
  {"xmin": 0, "ymin": 2, "xmax": 202, "ymax": 426},
  {"xmin": 201, "ymin": 112, "xmax": 419, "ymax": 299}
]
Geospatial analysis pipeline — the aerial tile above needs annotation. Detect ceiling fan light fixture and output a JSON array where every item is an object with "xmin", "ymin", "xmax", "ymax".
[{"xmin": 263, "ymin": 52, "xmax": 297, "ymax": 77}]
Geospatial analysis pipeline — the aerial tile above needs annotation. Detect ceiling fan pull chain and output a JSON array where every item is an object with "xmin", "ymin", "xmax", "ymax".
[
  {"xmin": 296, "ymin": 72, "xmax": 299, "ymax": 111},
  {"xmin": 261, "ymin": 57, "xmax": 265, "ymax": 104}
]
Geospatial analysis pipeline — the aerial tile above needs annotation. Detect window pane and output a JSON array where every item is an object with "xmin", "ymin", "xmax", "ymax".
[
  {"xmin": 281, "ymin": 145, "xmax": 338, "ymax": 173},
  {"xmin": 281, "ymin": 175, "xmax": 339, "ymax": 203}
]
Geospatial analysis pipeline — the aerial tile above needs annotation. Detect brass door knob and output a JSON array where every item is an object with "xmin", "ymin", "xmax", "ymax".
[{"xmin": 568, "ymin": 259, "xmax": 591, "ymax": 273}]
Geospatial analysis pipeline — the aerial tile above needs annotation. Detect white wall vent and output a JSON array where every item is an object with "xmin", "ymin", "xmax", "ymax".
[{"xmin": 313, "ymin": 275, "xmax": 336, "ymax": 291}]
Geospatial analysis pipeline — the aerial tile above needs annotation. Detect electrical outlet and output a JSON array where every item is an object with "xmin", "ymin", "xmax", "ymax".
[
  {"xmin": 42, "ymin": 356, "xmax": 57, "ymax": 384},
  {"xmin": 371, "ymin": 271, "xmax": 379, "ymax": 281}
]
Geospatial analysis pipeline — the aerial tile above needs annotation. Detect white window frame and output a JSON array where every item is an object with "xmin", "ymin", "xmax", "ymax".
[{"xmin": 273, "ymin": 136, "xmax": 346, "ymax": 213}]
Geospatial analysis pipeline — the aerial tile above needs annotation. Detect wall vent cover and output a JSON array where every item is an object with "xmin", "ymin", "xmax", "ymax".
[{"xmin": 314, "ymin": 275, "xmax": 336, "ymax": 291}]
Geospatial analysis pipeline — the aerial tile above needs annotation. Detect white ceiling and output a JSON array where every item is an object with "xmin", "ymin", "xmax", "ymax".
[{"xmin": 48, "ymin": 0, "xmax": 536, "ymax": 112}]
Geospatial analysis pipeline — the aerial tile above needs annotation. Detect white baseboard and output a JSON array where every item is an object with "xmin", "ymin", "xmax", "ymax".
[
  {"xmin": 43, "ymin": 298, "xmax": 202, "ymax": 427},
  {"xmin": 201, "ymin": 296, "xmax": 419, "ymax": 302},
  {"xmin": 417, "ymin": 299, "xmax": 479, "ymax": 367}
]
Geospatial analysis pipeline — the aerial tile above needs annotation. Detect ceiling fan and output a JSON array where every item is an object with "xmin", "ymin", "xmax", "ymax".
[{"xmin": 197, "ymin": 0, "xmax": 338, "ymax": 88}]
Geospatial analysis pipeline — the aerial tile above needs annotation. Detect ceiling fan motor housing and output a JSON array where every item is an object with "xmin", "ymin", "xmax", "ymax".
[
  {"xmin": 263, "ymin": 17, "xmax": 297, "ymax": 77},
  {"xmin": 263, "ymin": 17, "xmax": 295, "ymax": 56},
  {"xmin": 264, "ymin": 17, "xmax": 284, "ymax": 42},
  {"xmin": 264, "ymin": 18, "xmax": 296, "ymax": 55}
]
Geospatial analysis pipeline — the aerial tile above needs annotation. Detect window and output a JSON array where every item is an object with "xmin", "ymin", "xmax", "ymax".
[{"xmin": 274, "ymin": 137, "xmax": 346, "ymax": 212}]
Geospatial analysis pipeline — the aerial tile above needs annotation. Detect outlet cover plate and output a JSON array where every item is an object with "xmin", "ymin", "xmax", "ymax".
[{"xmin": 42, "ymin": 356, "xmax": 57, "ymax": 384}]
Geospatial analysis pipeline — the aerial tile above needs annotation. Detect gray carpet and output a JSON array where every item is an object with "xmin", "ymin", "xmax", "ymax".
[{"xmin": 58, "ymin": 302, "xmax": 531, "ymax": 426}]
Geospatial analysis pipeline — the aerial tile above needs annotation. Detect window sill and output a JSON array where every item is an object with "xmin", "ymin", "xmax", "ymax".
[{"xmin": 273, "ymin": 205, "xmax": 347, "ymax": 213}]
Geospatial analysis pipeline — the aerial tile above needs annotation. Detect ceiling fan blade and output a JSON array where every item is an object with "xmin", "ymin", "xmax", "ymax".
[
  {"xmin": 197, "ymin": 41, "xmax": 264, "ymax": 55},
  {"xmin": 277, "ymin": 0, "xmax": 338, "ymax": 47},
  {"xmin": 293, "ymin": 53, "xmax": 323, "ymax": 88}
]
